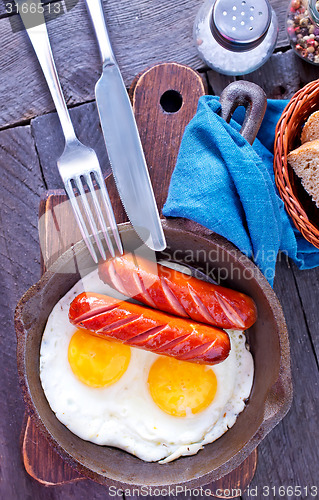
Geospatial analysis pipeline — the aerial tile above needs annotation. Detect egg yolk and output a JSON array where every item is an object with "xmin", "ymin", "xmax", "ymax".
[
  {"xmin": 68, "ymin": 329, "xmax": 131, "ymax": 388},
  {"xmin": 148, "ymin": 357, "xmax": 217, "ymax": 417}
]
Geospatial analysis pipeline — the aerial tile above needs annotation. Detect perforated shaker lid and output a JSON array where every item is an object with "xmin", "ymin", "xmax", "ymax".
[{"xmin": 211, "ymin": 0, "xmax": 272, "ymax": 52}]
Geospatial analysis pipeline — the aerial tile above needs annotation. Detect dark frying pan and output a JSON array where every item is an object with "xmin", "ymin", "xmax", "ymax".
[{"xmin": 15, "ymin": 81, "xmax": 292, "ymax": 491}]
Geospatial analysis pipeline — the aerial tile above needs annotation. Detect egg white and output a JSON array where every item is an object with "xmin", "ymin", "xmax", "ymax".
[{"xmin": 40, "ymin": 269, "xmax": 254, "ymax": 463}]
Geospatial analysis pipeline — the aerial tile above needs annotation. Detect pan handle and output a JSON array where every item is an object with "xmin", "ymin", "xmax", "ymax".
[{"xmin": 219, "ymin": 81, "xmax": 267, "ymax": 145}]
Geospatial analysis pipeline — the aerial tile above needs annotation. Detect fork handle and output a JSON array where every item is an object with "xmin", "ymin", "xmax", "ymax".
[
  {"xmin": 85, "ymin": 0, "xmax": 116, "ymax": 66},
  {"xmin": 16, "ymin": 0, "xmax": 76, "ymax": 143}
]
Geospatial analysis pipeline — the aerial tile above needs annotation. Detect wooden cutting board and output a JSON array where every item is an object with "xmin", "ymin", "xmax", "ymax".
[{"xmin": 22, "ymin": 62, "xmax": 257, "ymax": 496}]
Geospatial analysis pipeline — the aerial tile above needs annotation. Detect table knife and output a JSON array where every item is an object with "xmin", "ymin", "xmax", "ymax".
[{"xmin": 85, "ymin": 0, "xmax": 166, "ymax": 252}]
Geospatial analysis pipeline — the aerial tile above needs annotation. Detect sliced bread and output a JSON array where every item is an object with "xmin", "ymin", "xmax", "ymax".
[
  {"xmin": 301, "ymin": 110, "xmax": 319, "ymax": 144},
  {"xmin": 287, "ymin": 139, "xmax": 319, "ymax": 208}
]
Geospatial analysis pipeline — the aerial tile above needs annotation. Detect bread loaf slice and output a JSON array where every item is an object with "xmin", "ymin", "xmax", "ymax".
[
  {"xmin": 301, "ymin": 110, "xmax": 319, "ymax": 144},
  {"xmin": 287, "ymin": 139, "xmax": 319, "ymax": 208}
]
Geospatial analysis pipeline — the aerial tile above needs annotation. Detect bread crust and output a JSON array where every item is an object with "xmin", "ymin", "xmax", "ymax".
[
  {"xmin": 301, "ymin": 110, "xmax": 319, "ymax": 144},
  {"xmin": 288, "ymin": 139, "xmax": 319, "ymax": 208}
]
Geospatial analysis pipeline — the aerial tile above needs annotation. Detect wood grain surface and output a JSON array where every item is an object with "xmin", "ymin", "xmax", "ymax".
[
  {"xmin": 0, "ymin": 0, "xmax": 319, "ymax": 498},
  {"xmin": 208, "ymin": 50, "xmax": 319, "ymax": 99},
  {"xmin": 0, "ymin": 0, "xmax": 289, "ymax": 129}
]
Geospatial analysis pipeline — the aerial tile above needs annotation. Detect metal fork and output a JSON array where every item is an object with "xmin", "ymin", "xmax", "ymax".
[{"xmin": 16, "ymin": 0, "xmax": 123, "ymax": 263}]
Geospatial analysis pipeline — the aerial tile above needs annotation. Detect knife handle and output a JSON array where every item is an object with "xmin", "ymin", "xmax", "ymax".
[{"xmin": 85, "ymin": 0, "xmax": 116, "ymax": 66}]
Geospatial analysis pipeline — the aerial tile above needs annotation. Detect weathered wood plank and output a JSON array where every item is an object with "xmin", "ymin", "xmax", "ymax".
[
  {"xmin": 0, "ymin": 0, "xmax": 289, "ymax": 129},
  {"xmin": 0, "ymin": 0, "xmax": 289, "ymax": 45},
  {"xmin": 0, "ymin": 1, "xmax": 99, "ymax": 127},
  {"xmin": 242, "ymin": 258, "xmax": 319, "ymax": 498},
  {"xmin": 0, "ymin": 0, "xmax": 204, "ymax": 128},
  {"xmin": 238, "ymin": 49, "xmax": 319, "ymax": 98},
  {"xmin": 291, "ymin": 263, "xmax": 319, "ymax": 364},
  {"xmin": 0, "ymin": 124, "xmax": 114, "ymax": 499},
  {"xmin": 31, "ymin": 101, "xmax": 112, "ymax": 190},
  {"xmin": 208, "ymin": 49, "xmax": 319, "ymax": 97},
  {"xmin": 0, "ymin": 126, "xmax": 44, "ymax": 499},
  {"xmin": 0, "ymin": 0, "xmax": 289, "ymax": 43}
]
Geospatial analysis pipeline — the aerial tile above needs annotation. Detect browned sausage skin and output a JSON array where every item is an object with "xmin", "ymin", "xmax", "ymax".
[
  {"xmin": 69, "ymin": 292, "xmax": 231, "ymax": 365},
  {"xmin": 98, "ymin": 254, "xmax": 257, "ymax": 330}
]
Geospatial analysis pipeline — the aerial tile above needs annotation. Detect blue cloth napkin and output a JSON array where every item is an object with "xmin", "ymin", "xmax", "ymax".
[{"xmin": 162, "ymin": 97, "xmax": 319, "ymax": 285}]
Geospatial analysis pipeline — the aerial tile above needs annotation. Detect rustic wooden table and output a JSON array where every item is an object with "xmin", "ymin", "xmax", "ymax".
[{"xmin": 0, "ymin": 1, "xmax": 318, "ymax": 499}]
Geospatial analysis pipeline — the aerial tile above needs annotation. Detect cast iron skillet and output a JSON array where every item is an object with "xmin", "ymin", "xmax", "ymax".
[
  {"xmin": 15, "ymin": 220, "xmax": 292, "ymax": 490},
  {"xmin": 15, "ymin": 81, "xmax": 292, "ymax": 490}
]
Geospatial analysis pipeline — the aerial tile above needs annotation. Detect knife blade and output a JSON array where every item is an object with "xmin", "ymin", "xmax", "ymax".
[{"xmin": 85, "ymin": 0, "xmax": 166, "ymax": 252}]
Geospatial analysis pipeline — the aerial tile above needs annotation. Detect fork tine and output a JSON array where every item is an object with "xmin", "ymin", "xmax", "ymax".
[
  {"xmin": 94, "ymin": 170, "xmax": 124, "ymax": 255},
  {"xmin": 74, "ymin": 177, "xmax": 108, "ymax": 260},
  {"xmin": 85, "ymin": 173, "xmax": 115, "ymax": 258},
  {"xmin": 64, "ymin": 180, "xmax": 99, "ymax": 264}
]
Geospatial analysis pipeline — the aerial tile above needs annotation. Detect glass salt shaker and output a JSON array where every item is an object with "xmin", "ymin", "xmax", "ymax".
[
  {"xmin": 287, "ymin": 0, "xmax": 319, "ymax": 64},
  {"xmin": 194, "ymin": 0, "xmax": 278, "ymax": 76}
]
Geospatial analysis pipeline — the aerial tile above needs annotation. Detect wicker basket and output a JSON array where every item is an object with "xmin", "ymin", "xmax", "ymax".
[{"xmin": 274, "ymin": 80, "xmax": 319, "ymax": 249}]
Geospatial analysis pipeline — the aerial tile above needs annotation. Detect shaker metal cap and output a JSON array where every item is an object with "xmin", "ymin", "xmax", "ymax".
[{"xmin": 211, "ymin": 0, "xmax": 271, "ymax": 52}]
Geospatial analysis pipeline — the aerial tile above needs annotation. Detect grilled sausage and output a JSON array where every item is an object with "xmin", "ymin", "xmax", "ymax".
[
  {"xmin": 98, "ymin": 254, "xmax": 257, "ymax": 330},
  {"xmin": 69, "ymin": 292, "xmax": 231, "ymax": 365}
]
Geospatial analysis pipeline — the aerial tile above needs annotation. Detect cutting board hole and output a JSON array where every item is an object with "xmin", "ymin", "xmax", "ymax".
[{"xmin": 160, "ymin": 90, "xmax": 183, "ymax": 113}]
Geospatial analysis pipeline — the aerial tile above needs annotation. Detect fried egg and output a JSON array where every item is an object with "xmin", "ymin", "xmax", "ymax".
[{"xmin": 40, "ymin": 269, "xmax": 254, "ymax": 463}]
